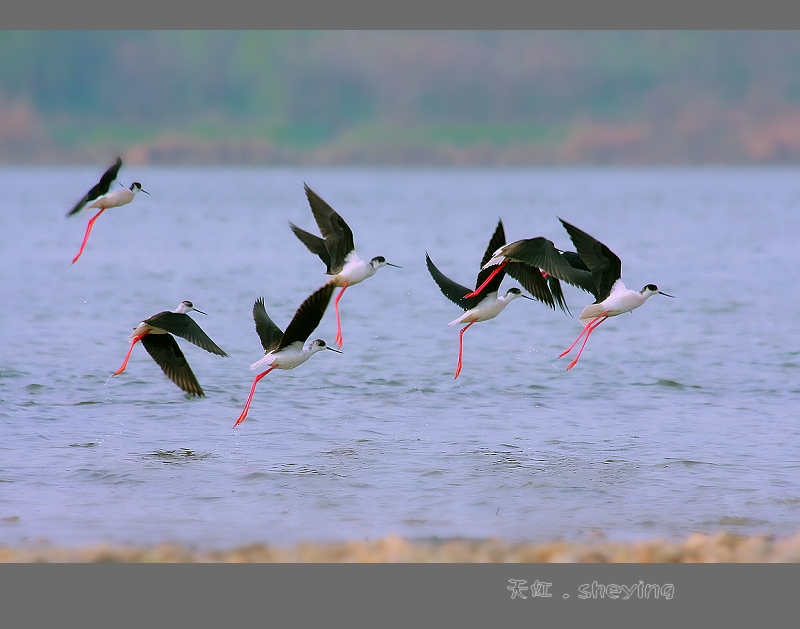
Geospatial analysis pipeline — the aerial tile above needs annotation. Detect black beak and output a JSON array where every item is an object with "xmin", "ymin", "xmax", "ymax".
[
  {"xmin": 194, "ymin": 308, "xmax": 208, "ymax": 315},
  {"xmin": 326, "ymin": 347, "xmax": 343, "ymax": 353},
  {"xmin": 658, "ymin": 291, "xmax": 675, "ymax": 298},
  {"xmin": 386, "ymin": 262, "xmax": 402, "ymax": 268}
]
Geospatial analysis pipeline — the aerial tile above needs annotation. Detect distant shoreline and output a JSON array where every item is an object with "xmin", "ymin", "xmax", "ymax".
[
  {"xmin": 4, "ymin": 137, "xmax": 800, "ymax": 168},
  {"xmin": 2, "ymin": 531, "xmax": 799, "ymax": 562}
]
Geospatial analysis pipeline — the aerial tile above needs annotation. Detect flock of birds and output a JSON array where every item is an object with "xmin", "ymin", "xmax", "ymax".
[{"xmin": 66, "ymin": 157, "xmax": 674, "ymax": 428}]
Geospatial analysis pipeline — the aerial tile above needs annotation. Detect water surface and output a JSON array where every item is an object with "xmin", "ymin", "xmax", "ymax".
[{"xmin": 1, "ymin": 166, "xmax": 799, "ymax": 549}]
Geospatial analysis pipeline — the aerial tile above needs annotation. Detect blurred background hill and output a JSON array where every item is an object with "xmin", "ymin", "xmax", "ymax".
[{"xmin": 3, "ymin": 30, "xmax": 800, "ymax": 165}]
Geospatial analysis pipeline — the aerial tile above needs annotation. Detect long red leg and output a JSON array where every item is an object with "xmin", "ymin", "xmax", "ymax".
[
  {"xmin": 112, "ymin": 332, "xmax": 148, "ymax": 376},
  {"xmin": 464, "ymin": 260, "xmax": 508, "ymax": 298},
  {"xmin": 334, "ymin": 283, "xmax": 349, "ymax": 349},
  {"xmin": 558, "ymin": 314, "xmax": 605, "ymax": 358},
  {"xmin": 454, "ymin": 321, "xmax": 475, "ymax": 379},
  {"xmin": 233, "ymin": 367, "xmax": 276, "ymax": 428},
  {"xmin": 566, "ymin": 315, "xmax": 608, "ymax": 371},
  {"xmin": 71, "ymin": 208, "xmax": 106, "ymax": 264}
]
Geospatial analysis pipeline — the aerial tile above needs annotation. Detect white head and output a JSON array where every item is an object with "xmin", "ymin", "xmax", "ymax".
[
  {"xmin": 640, "ymin": 284, "xmax": 674, "ymax": 300},
  {"xmin": 174, "ymin": 300, "xmax": 207, "ymax": 315},
  {"xmin": 370, "ymin": 256, "xmax": 402, "ymax": 270},
  {"xmin": 130, "ymin": 182, "xmax": 150, "ymax": 195},
  {"xmin": 502, "ymin": 287, "xmax": 534, "ymax": 302},
  {"xmin": 307, "ymin": 339, "xmax": 343, "ymax": 355}
]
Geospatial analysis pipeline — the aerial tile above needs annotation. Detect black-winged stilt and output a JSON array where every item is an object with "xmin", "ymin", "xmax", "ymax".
[
  {"xmin": 426, "ymin": 219, "xmax": 543, "ymax": 379},
  {"xmin": 553, "ymin": 218, "xmax": 673, "ymax": 369},
  {"xmin": 67, "ymin": 157, "xmax": 149, "ymax": 264},
  {"xmin": 112, "ymin": 300, "xmax": 228, "ymax": 396},
  {"xmin": 480, "ymin": 218, "xmax": 673, "ymax": 370},
  {"xmin": 289, "ymin": 183, "xmax": 400, "ymax": 349},
  {"xmin": 234, "ymin": 283, "xmax": 342, "ymax": 428}
]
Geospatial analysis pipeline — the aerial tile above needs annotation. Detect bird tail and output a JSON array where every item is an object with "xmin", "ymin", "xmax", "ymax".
[
  {"xmin": 578, "ymin": 303, "xmax": 606, "ymax": 322},
  {"xmin": 250, "ymin": 354, "xmax": 276, "ymax": 370},
  {"xmin": 449, "ymin": 313, "xmax": 469, "ymax": 326}
]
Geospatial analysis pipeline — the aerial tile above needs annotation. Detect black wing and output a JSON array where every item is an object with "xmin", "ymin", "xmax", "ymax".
[
  {"xmin": 252, "ymin": 297, "xmax": 284, "ymax": 353},
  {"xmin": 144, "ymin": 312, "xmax": 229, "ymax": 357},
  {"xmin": 303, "ymin": 183, "xmax": 356, "ymax": 275},
  {"xmin": 66, "ymin": 157, "xmax": 123, "ymax": 217},
  {"xmin": 279, "ymin": 283, "xmax": 335, "ymax": 350},
  {"xmin": 491, "ymin": 235, "xmax": 598, "ymax": 303},
  {"xmin": 289, "ymin": 222, "xmax": 332, "ymax": 272},
  {"xmin": 559, "ymin": 218, "xmax": 621, "ymax": 302},
  {"xmin": 140, "ymin": 334, "xmax": 204, "ymax": 397},
  {"xmin": 425, "ymin": 253, "xmax": 477, "ymax": 311},
  {"xmin": 547, "ymin": 275, "xmax": 571, "ymax": 316},
  {"xmin": 473, "ymin": 219, "xmax": 507, "ymax": 296},
  {"xmin": 502, "ymin": 262, "xmax": 556, "ymax": 310}
]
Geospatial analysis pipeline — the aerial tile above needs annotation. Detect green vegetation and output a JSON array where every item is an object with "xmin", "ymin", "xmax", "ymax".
[{"xmin": 2, "ymin": 31, "xmax": 800, "ymax": 163}]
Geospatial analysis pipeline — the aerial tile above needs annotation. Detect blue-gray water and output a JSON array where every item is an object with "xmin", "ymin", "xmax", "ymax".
[{"xmin": 1, "ymin": 166, "xmax": 799, "ymax": 550}]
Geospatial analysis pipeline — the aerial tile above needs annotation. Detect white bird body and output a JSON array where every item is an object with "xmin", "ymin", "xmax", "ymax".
[
  {"xmin": 578, "ymin": 280, "xmax": 660, "ymax": 321},
  {"xmin": 250, "ymin": 339, "xmax": 330, "ymax": 371},
  {"xmin": 448, "ymin": 290, "xmax": 524, "ymax": 326},
  {"xmin": 329, "ymin": 251, "xmax": 381, "ymax": 287},
  {"xmin": 70, "ymin": 179, "xmax": 149, "ymax": 264},
  {"xmin": 86, "ymin": 183, "xmax": 144, "ymax": 211}
]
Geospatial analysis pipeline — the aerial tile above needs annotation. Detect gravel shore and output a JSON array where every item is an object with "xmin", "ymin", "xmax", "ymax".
[{"xmin": 2, "ymin": 531, "xmax": 800, "ymax": 562}]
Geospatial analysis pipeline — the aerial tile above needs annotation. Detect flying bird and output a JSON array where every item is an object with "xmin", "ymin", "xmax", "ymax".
[
  {"xmin": 234, "ymin": 283, "xmax": 342, "ymax": 428},
  {"xmin": 112, "ymin": 300, "xmax": 228, "ymax": 396},
  {"xmin": 551, "ymin": 218, "xmax": 674, "ymax": 369},
  {"xmin": 426, "ymin": 219, "xmax": 543, "ymax": 379},
  {"xmin": 289, "ymin": 183, "xmax": 400, "ymax": 349},
  {"xmin": 66, "ymin": 156, "xmax": 123, "ymax": 218},
  {"xmin": 67, "ymin": 157, "xmax": 149, "ymax": 264}
]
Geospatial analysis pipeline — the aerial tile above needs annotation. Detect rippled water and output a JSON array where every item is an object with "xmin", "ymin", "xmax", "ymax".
[{"xmin": 1, "ymin": 166, "xmax": 799, "ymax": 549}]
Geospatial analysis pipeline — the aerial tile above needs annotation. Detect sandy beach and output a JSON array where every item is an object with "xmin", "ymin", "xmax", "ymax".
[{"xmin": 2, "ymin": 532, "xmax": 800, "ymax": 562}]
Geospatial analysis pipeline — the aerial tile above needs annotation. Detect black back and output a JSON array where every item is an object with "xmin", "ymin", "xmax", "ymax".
[
  {"xmin": 66, "ymin": 157, "xmax": 123, "ymax": 217},
  {"xmin": 144, "ymin": 311, "xmax": 229, "ymax": 357},
  {"xmin": 559, "ymin": 218, "xmax": 622, "ymax": 302}
]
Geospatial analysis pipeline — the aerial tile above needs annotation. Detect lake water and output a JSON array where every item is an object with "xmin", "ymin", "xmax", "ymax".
[{"xmin": 1, "ymin": 166, "xmax": 799, "ymax": 550}]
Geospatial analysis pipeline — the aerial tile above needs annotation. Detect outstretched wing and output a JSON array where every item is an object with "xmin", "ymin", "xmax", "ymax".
[
  {"xmin": 474, "ymin": 219, "xmax": 507, "ymax": 296},
  {"xmin": 140, "ymin": 334, "xmax": 204, "ymax": 397},
  {"xmin": 426, "ymin": 253, "xmax": 477, "ymax": 311},
  {"xmin": 559, "ymin": 218, "xmax": 621, "ymax": 302},
  {"xmin": 289, "ymin": 222, "xmax": 333, "ymax": 272},
  {"xmin": 252, "ymin": 297, "xmax": 283, "ymax": 353},
  {"xmin": 144, "ymin": 312, "xmax": 229, "ymax": 357},
  {"xmin": 279, "ymin": 283, "xmax": 335, "ymax": 349},
  {"xmin": 490, "ymin": 235, "xmax": 598, "ymax": 302},
  {"xmin": 547, "ymin": 275, "xmax": 571, "ymax": 316},
  {"xmin": 502, "ymin": 262, "xmax": 556, "ymax": 310},
  {"xmin": 303, "ymin": 183, "xmax": 355, "ymax": 274},
  {"xmin": 66, "ymin": 157, "xmax": 123, "ymax": 217}
]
